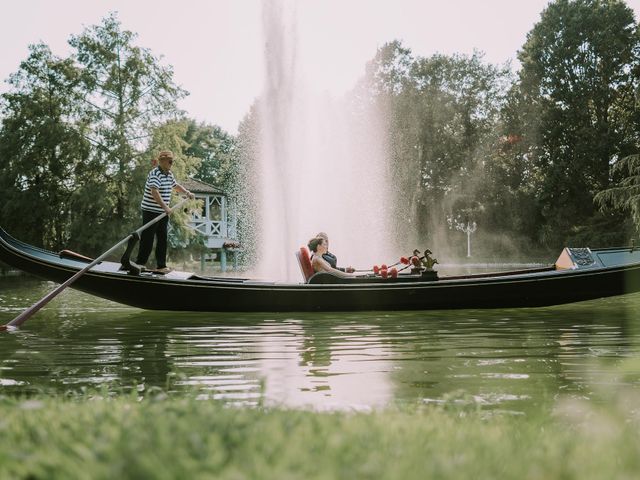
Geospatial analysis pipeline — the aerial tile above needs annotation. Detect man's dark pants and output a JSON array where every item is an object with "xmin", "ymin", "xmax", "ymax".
[{"xmin": 135, "ymin": 210, "xmax": 169, "ymax": 269}]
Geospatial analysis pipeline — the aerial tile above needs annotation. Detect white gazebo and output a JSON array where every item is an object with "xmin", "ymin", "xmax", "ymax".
[{"xmin": 181, "ymin": 178, "xmax": 240, "ymax": 271}]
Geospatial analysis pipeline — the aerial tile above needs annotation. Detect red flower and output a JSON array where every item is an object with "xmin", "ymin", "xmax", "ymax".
[
  {"xmin": 390, "ymin": 267, "xmax": 398, "ymax": 278},
  {"xmin": 400, "ymin": 256, "xmax": 409, "ymax": 265},
  {"xmin": 373, "ymin": 265, "xmax": 379, "ymax": 274},
  {"xmin": 411, "ymin": 256, "xmax": 420, "ymax": 267},
  {"xmin": 380, "ymin": 269, "xmax": 388, "ymax": 279},
  {"xmin": 381, "ymin": 264, "xmax": 387, "ymax": 270}
]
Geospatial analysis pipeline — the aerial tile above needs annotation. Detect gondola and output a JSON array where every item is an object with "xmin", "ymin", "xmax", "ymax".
[{"xmin": 1, "ymin": 226, "xmax": 640, "ymax": 312}]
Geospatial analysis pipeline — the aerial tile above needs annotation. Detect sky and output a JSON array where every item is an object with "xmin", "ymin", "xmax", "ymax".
[{"xmin": 2, "ymin": 0, "xmax": 640, "ymax": 133}]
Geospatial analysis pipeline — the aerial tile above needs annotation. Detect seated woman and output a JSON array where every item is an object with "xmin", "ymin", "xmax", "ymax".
[
  {"xmin": 308, "ymin": 236, "xmax": 353, "ymax": 278},
  {"xmin": 316, "ymin": 232, "xmax": 355, "ymax": 273}
]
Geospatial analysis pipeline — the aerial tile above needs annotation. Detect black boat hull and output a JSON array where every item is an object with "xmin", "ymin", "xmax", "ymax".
[{"xmin": 2, "ymin": 227, "xmax": 640, "ymax": 312}]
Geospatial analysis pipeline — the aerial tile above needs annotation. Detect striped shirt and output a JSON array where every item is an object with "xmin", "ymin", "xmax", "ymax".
[{"xmin": 141, "ymin": 167, "xmax": 177, "ymax": 213}]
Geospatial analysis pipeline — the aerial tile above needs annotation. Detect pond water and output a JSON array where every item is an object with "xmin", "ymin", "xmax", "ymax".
[{"xmin": 1, "ymin": 275, "xmax": 640, "ymax": 412}]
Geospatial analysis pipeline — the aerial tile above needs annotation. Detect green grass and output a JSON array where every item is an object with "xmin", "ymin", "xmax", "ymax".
[{"xmin": 0, "ymin": 392, "xmax": 639, "ymax": 480}]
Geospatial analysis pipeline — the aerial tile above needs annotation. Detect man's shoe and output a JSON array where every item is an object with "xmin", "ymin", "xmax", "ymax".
[{"xmin": 155, "ymin": 267, "xmax": 173, "ymax": 274}]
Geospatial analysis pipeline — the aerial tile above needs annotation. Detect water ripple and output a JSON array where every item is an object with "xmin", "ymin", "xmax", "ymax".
[{"xmin": 2, "ymin": 279, "xmax": 640, "ymax": 411}]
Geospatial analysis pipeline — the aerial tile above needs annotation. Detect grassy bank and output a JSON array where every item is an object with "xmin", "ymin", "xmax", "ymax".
[{"xmin": 0, "ymin": 393, "xmax": 639, "ymax": 479}]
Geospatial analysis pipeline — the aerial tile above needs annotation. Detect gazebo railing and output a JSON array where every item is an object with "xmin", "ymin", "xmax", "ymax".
[{"xmin": 191, "ymin": 219, "xmax": 227, "ymax": 238}]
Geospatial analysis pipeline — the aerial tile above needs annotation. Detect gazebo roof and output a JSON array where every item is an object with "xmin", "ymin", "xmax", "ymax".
[{"xmin": 181, "ymin": 177, "xmax": 225, "ymax": 195}]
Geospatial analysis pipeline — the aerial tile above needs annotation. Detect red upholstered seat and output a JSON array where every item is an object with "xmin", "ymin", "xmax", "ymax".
[{"xmin": 296, "ymin": 246, "xmax": 315, "ymax": 283}]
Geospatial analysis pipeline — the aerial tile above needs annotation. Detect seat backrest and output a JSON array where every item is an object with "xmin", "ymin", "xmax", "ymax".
[{"xmin": 296, "ymin": 246, "xmax": 315, "ymax": 283}]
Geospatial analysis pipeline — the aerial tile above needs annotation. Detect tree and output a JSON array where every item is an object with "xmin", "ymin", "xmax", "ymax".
[
  {"xmin": 230, "ymin": 106, "xmax": 261, "ymax": 262},
  {"xmin": 0, "ymin": 44, "xmax": 90, "ymax": 249},
  {"xmin": 478, "ymin": 82, "xmax": 546, "ymax": 245},
  {"xmin": 362, "ymin": 42, "xmax": 511, "ymax": 253},
  {"xmin": 183, "ymin": 120, "xmax": 238, "ymax": 192},
  {"xmin": 518, "ymin": 0, "xmax": 640, "ymax": 246},
  {"xmin": 595, "ymin": 154, "xmax": 640, "ymax": 231},
  {"xmin": 67, "ymin": 13, "xmax": 187, "ymax": 250}
]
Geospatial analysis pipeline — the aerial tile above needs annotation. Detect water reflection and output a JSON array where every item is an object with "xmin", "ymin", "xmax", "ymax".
[{"xmin": 1, "ymin": 277, "xmax": 640, "ymax": 411}]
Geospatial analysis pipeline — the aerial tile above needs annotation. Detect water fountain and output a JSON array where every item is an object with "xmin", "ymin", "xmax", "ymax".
[{"xmin": 255, "ymin": 0, "xmax": 393, "ymax": 281}]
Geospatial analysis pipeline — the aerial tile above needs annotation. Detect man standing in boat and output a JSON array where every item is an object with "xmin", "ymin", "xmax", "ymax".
[{"xmin": 136, "ymin": 150, "xmax": 194, "ymax": 274}]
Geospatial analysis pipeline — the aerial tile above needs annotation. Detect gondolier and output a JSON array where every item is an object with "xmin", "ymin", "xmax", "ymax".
[{"xmin": 136, "ymin": 150, "xmax": 194, "ymax": 274}]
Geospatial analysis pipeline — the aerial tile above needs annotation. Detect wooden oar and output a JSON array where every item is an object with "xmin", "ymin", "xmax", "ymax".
[{"xmin": 0, "ymin": 197, "xmax": 190, "ymax": 331}]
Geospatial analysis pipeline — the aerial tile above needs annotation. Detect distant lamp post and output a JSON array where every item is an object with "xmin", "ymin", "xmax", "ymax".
[
  {"xmin": 460, "ymin": 221, "xmax": 477, "ymax": 258},
  {"xmin": 448, "ymin": 215, "xmax": 477, "ymax": 258}
]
